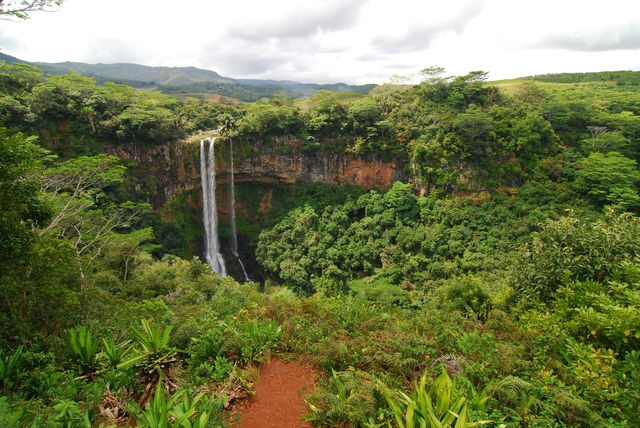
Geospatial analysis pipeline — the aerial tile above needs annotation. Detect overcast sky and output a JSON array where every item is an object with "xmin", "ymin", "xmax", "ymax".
[{"xmin": 2, "ymin": 0, "xmax": 640, "ymax": 84}]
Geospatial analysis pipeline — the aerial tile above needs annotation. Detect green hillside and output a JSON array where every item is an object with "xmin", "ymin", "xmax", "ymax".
[
  {"xmin": 0, "ymin": 52, "xmax": 375, "ymax": 101},
  {"xmin": 33, "ymin": 61, "xmax": 234, "ymax": 86},
  {"xmin": 1, "ymin": 63, "xmax": 639, "ymax": 426},
  {"xmin": 527, "ymin": 70, "xmax": 640, "ymax": 84}
]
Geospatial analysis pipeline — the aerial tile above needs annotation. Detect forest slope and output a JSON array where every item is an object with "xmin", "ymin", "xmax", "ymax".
[
  {"xmin": 0, "ymin": 65, "xmax": 639, "ymax": 426},
  {"xmin": 0, "ymin": 52, "xmax": 375, "ymax": 101}
]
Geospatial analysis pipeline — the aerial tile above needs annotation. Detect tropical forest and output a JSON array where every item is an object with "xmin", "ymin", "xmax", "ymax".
[{"xmin": 1, "ymin": 2, "xmax": 640, "ymax": 427}]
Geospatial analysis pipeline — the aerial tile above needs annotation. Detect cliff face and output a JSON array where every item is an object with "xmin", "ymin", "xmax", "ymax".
[
  {"xmin": 234, "ymin": 150, "xmax": 402, "ymax": 188},
  {"xmin": 106, "ymin": 137, "xmax": 405, "ymax": 208}
]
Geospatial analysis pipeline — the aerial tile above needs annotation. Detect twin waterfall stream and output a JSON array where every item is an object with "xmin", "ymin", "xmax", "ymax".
[{"xmin": 200, "ymin": 137, "xmax": 249, "ymax": 281}]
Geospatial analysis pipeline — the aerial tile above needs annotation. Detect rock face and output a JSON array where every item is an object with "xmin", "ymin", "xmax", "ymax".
[
  {"xmin": 106, "ymin": 137, "xmax": 405, "ymax": 208},
  {"xmin": 235, "ymin": 150, "xmax": 402, "ymax": 188}
]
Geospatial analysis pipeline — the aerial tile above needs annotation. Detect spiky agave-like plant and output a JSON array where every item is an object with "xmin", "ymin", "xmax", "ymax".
[{"xmin": 382, "ymin": 368, "xmax": 492, "ymax": 428}]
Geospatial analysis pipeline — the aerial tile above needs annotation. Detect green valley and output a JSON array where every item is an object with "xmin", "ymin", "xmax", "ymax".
[{"xmin": 1, "ymin": 59, "xmax": 639, "ymax": 427}]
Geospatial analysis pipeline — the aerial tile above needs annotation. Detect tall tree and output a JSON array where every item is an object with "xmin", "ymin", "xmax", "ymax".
[
  {"xmin": 0, "ymin": 128, "xmax": 49, "ymax": 278},
  {"xmin": 574, "ymin": 151, "xmax": 640, "ymax": 211},
  {"xmin": 38, "ymin": 154, "xmax": 151, "ymax": 284},
  {"xmin": 0, "ymin": 128, "xmax": 80, "ymax": 338}
]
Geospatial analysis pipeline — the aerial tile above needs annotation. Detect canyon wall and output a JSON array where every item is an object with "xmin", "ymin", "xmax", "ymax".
[{"xmin": 106, "ymin": 136, "xmax": 405, "ymax": 207}]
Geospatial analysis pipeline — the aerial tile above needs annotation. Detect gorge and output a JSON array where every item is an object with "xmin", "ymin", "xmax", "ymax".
[
  {"xmin": 3, "ymin": 59, "xmax": 640, "ymax": 426},
  {"xmin": 106, "ymin": 135, "xmax": 405, "ymax": 208},
  {"xmin": 227, "ymin": 138, "xmax": 251, "ymax": 282},
  {"xmin": 107, "ymin": 136, "xmax": 406, "ymax": 281}
]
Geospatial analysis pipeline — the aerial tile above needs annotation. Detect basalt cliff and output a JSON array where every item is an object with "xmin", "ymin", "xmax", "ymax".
[{"xmin": 106, "ymin": 136, "xmax": 405, "ymax": 208}]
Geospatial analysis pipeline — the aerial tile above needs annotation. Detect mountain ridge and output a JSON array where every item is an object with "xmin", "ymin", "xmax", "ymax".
[{"xmin": 0, "ymin": 52, "xmax": 375, "ymax": 100}]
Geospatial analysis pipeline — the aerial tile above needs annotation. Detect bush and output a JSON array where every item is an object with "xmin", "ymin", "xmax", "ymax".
[
  {"xmin": 349, "ymin": 277, "xmax": 410, "ymax": 307},
  {"xmin": 436, "ymin": 275, "xmax": 492, "ymax": 320},
  {"xmin": 514, "ymin": 209, "xmax": 640, "ymax": 299},
  {"xmin": 228, "ymin": 319, "xmax": 282, "ymax": 364}
]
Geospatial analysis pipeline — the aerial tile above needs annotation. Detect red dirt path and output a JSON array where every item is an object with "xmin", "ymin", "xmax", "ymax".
[{"xmin": 234, "ymin": 358, "xmax": 317, "ymax": 428}]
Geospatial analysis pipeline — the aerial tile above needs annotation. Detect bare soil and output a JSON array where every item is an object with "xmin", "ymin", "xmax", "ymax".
[{"xmin": 233, "ymin": 358, "xmax": 317, "ymax": 428}]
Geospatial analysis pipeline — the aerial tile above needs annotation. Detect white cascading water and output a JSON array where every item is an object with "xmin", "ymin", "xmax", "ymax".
[
  {"xmin": 228, "ymin": 138, "xmax": 250, "ymax": 282},
  {"xmin": 200, "ymin": 137, "xmax": 226, "ymax": 276}
]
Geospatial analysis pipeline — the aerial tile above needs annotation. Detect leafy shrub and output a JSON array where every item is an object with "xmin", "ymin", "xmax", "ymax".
[
  {"xmin": 189, "ymin": 356, "xmax": 234, "ymax": 384},
  {"xmin": 187, "ymin": 325, "xmax": 226, "ymax": 365},
  {"xmin": 619, "ymin": 350, "xmax": 640, "ymax": 424},
  {"xmin": 456, "ymin": 332, "xmax": 510, "ymax": 384},
  {"xmin": 52, "ymin": 399, "xmax": 91, "ymax": 428},
  {"xmin": 514, "ymin": 209, "xmax": 640, "ymax": 299},
  {"xmin": 230, "ymin": 319, "xmax": 282, "ymax": 364},
  {"xmin": 436, "ymin": 275, "xmax": 492, "ymax": 320},
  {"xmin": 554, "ymin": 278, "xmax": 640, "ymax": 351},
  {"xmin": 349, "ymin": 277, "xmax": 411, "ymax": 307},
  {"xmin": 305, "ymin": 369, "xmax": 386, "ymax": 426},
  {"xmin": 10, "ymin": 350, "xmax": 76, "ymax": 399},
  {"xmin": 0, "ymin": 396, "xmax": 30, "ymax": 426}
]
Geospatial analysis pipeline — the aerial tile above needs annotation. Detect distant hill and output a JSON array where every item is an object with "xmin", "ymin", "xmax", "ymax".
[
  {"xmin": 524, "ymin": 71, "xmax": 640, "ymax": 85},
  {"xmin": 0, "ymin": 53, "xmax": 375, "ymax": 101},
  {"xmin": 0, "ymin": 53, "xmax": 21, "ymax": 65},
  {"xmin": 34, "ymin": 61, "xmax": 235, "ymax": 86}
]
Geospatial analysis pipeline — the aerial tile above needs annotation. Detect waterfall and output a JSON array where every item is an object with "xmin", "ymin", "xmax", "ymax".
[
  {"xmin": 228, "ymin": 138, "xmax": 250, "ymax": 282},
  {"xmin": 200, "ymin": 138, "xmax": 226, "ymax": 276}
]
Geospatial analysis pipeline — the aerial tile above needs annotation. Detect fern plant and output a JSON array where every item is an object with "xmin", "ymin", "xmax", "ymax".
[
  {"xmin": 67, "ymin": 326, "xmax": 100, "ymax": 373},
  {"xmin": 489, "ymin": 376, "xmax": 532, "ymax": 409}
]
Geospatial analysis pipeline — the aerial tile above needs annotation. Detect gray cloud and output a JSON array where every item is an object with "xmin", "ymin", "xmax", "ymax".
[
  {"xmin": 218, "ymin": 54, "xmax": 288, "ymax": 76},
  {"xmin": 372, "ymin": 1, "xmax": 484, "ymax": 52},
  {"xmin": 201, "ymin": 1, "xmax": 368, "ymax": 77},
  {"xmin": 274, "ymin": 37, "xmax": 347, "ymax": 54},
  {"xmin": 0, "ymin": 28, "xmax": 24, "ymax": 52},
  {"xmin": 201, "ymin": 37, "xmax": 292, "ymax": 76},
  {"xmin": 383, "ymin": 62, "xmax": 416, "ymax": 70},
  {"xmin": 228, "ymin": 0, "xmax": 368, "ymax": 41},
  {"xmin": 83, "ymin": 37, "xmax": 148, "ymax": 63},
  {"xmin": 356, "ymin": 52, "xmax": 388, "ymax": 62},
  {"xmin": 533, "ymin": 22, "xmax": 640, "ymax": 51}
]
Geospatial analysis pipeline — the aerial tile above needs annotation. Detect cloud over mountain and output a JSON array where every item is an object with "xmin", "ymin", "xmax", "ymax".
[
  {"xmin": 534, "ymin": 22, "xmax": 640, "ymax": 52},
  {"xmin": 3, "ymin": 0, "xmax": 639, "ymax": 84}
]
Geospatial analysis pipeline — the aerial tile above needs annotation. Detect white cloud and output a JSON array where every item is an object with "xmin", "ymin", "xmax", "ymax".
[
  {"xmin": 533, "ymin": 22, "xmax": 640, "ymax": 52},
  {"xmin": 82, "ymin": 38, "xmax": 148, "ymax": 64},
  {"xmin": 0, "ymin": 27, "xmax": 23, "ymax": 51},
  {"xmin": 371, "ymin": 1, "xmax": 485, "ymax": 53},
  {"xmin": 228, "ymin": 0, "xmax": 368, "ymax": 41},
  {"xmin": 2, "ymin": 0, "xmax": 639, "ymax": 84}
]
